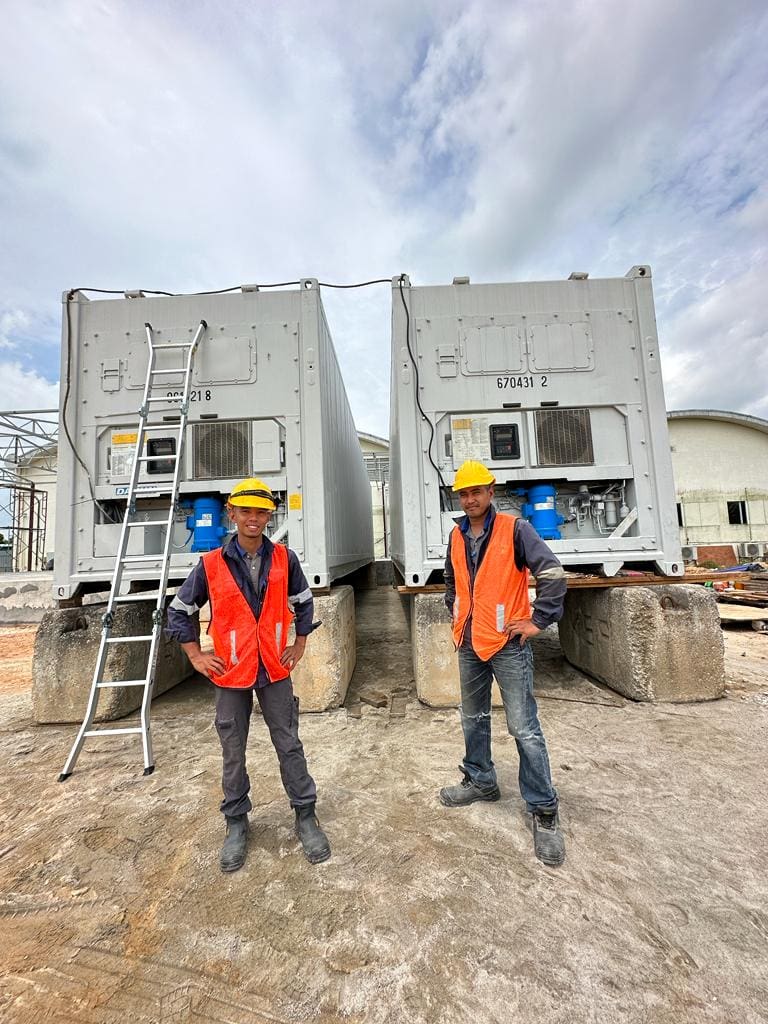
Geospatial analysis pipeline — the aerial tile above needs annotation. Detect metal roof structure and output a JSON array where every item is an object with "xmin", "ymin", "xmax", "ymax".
[
  {"xmin": 0, "ymin": 409, "xmax": 58, "ymax": 486},
  {"xmin": 668, "ymin": 409, "xmax": 768, "ymax": 437}
]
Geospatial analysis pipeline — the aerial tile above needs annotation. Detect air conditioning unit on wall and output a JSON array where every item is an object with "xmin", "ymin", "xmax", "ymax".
[
  {"xmin": 681, "ymin": 545, "xmax": 698, "ymax": 562},
  {"xmin": 738, "ymin": 541, "xmax": 766, "ymax": 561}
]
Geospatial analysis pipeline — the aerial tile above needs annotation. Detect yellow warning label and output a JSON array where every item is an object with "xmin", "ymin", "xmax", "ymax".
[
  {"xmin": 288, "ymin": 493, "xmax": 303, "ymax": 510},
  {"xmin": 112, "ymin": 432, "xmax": 138, "ymax": 445},
  {"xmin": 451, "ymin": 418, "xmax": 472, "ymax": 430}
]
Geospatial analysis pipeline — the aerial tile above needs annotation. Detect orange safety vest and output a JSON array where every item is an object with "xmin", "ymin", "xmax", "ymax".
[
  {"xmin": 202, "ymin": 543, "xmax": 294, "ymax": 688},
  {"xmin": 451, "ymin": 513, "xmax": 531, "ymax": 660}
]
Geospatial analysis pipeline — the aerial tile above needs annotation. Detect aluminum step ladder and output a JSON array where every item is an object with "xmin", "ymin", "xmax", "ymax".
[{"xmin": 59, "ymin": 319, "xmax": 207, "ymax": 781}]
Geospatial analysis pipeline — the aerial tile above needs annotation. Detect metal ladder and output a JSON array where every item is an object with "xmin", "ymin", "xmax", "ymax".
[{"xmin": 59, "ymin": 319, "xmax": 207, "ymax": 781}]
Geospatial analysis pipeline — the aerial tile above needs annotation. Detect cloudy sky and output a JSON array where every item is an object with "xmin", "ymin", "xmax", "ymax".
[{"xmin": 1, "ymin": 0, "xmax": 766, "ymax": 437}]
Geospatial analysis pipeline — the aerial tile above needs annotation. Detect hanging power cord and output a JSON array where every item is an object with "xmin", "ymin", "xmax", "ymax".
[
  {"xmin": 317, "ymin": 278, "xmax": 393, "ymax": 289},
  {"xmin": 62, "ymin": 290, "xmax": 116, "ymax": 521},
  {"xmin": 397, "ymin": 275, "xmax": 448, "ymax": 511},
  {"xmin": 62, "ymin": 286, "xmax": 178, "ymax": 514}
]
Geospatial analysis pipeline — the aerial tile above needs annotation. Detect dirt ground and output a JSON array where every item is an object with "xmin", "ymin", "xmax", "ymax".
[{"xmin": 1, "ymin": 591, "xmax": 767, "ymax": 1024}]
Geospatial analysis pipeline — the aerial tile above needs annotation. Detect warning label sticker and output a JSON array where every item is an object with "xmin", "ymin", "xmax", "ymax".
[
  {"xmin": 451, "ymin": 417, "xmax": 491, "ymax": 463},
  {"xmin": 111, "ymin": 431, "xmax": 139, "ymax": 478}
]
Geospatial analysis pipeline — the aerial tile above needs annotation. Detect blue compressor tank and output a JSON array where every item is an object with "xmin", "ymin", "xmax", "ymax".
[
  {"xmin": 186, "ymin": 496, "xmax": 227, "ymax": 552},
  {"xmin": 520, "ymin": 484, "xmax": 564, "ymax": 540}
]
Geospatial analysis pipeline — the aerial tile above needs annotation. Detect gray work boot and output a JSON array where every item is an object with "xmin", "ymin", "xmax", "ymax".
[
  {"xmin": 295, "ymin": 803, "xmax": 331, "ymax": 864},
  {"xmin": 220, "ymin": 813, "xmax": 248, "ymax": 872},
  {"xmin": 532, "ymin": 809, "xmax": 565, "ymax": 867},
  {"xmin": 439, "ymin": 771, "xmax": 500, "ymax": 807}
]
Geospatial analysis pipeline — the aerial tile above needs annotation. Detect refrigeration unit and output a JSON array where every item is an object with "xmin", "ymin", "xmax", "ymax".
[
  {"xmin": 53, "ymin": 280, "xmax": 373, "ymax": 601},
  {"xmin": 388, "ymin": 267, "xmax": 683, "ymax": 584}
]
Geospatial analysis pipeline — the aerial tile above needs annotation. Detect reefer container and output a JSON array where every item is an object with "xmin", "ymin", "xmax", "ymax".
[
  {"xmin": 54, "ymin": 280, "xmax": 373, "ymax": 600},
  {"xmin": 388, "ymin": 267, "xmax": 683, "ymax": 584}
]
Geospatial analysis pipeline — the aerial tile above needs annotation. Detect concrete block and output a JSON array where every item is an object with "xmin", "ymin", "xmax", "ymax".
[
  {"xmin": 291, "ymin": 585, "xmax": 355, "ymax": 712},
  {"xmin": 559, "ymin": 585, "xmax": 725, "ymax": 702},
  {"xmin": 0, "ymin": 572, "xmax": 55, "ymax": 622},
  {"xmin": 411, "ymin": 593, "xmax": 502, "ymax": 708},
  {"xmin": 375, "ymin": 559, "xmax": 394, "ymax": 586},
  {"xmin": 32, "ymin": 603, "xmax": 192, "ymax": 723}
]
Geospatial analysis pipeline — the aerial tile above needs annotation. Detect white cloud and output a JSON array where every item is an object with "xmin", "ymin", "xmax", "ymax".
[
  {"xmin": 662, "ymin": 262, "xmax": 768, "ymax": 418},
  {"xmin": 0, "ymin": 0, "xmax": 766, "ymax": 435},
  {"xmin": 0, "ymin": 363, "xmax": 59, "ymax": 410},
  {"xmin": 0, "ymin": 310, "xmax": 30, "ymax": 350}
]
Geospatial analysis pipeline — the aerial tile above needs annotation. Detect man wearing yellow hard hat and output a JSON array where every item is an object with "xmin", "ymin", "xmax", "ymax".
[
  {"xmin": 167, "ymin": 478, "xmax": 330, "ymax": 871},
  {"xmin": 440, "ymin": 460, "xmax": 568, "ymax": 867}
]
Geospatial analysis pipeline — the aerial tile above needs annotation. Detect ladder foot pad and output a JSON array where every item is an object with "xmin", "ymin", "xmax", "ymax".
[
  {"xmin": 58, "ymin": 773, "xmax": 72, "ymax": 782},
  {"xmin": 143, "ymin": 765, "xmax": 155, "ymax": 776}
]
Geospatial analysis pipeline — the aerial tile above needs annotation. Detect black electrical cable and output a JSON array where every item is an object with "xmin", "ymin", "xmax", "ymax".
[
  {"xmin": 66, "ymin": 287, "xmax": 176, "ymax": 296},
  {"xmin": 189, "ymin": 281, "xmax": 301, "ymax": 295},
  {"xmin": 62, "ymin": 291, "xmax": 111, "ymax": 519},
  {"xmin": 397, "ymin": 275, "xmax": 449, "ymax": 512},
  {"xmin": 317, "ymin": 278, "xmax": 392, "ymax": 289},
  {"xmin": 68, "ymin": 278, "xmax": 394, "ymax": 299}
]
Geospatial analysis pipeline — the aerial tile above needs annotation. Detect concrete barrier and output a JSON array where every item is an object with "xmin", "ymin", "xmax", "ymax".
[
  {"xmin": 410, "ymin": 593, "xmax": 503, "ymax": 708},
  {"xmin": 375, "ymin": 559, "xmax": 394, "ymax": 586},
  {"xmin": 0, "ymin": 572, "xmax": 56, "ymax": 622},
  {"xmin": 32, "ymin": 603, "xmax": 192, "ymax": 723},
  {"xmin": 559, "ymin": 584, "xmax": 725, "ymax": 702},
  {"xmin": 292, "ymin": 585, "xmax": 355, "ymax": 711}
]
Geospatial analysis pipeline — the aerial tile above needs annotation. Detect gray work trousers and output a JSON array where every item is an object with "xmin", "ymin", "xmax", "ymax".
[{"xmin": 214, "ymin": 677, "xmax": 317, "ymax": 818}]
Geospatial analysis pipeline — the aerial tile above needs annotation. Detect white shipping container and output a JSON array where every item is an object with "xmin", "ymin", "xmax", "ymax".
[
  {"xmin": 388, "ymin": 268, "xmax": 683, "ymax": 584},
  {"xmin": 54, "ymin": 280, "xmax": 373, "ymax": 600}
]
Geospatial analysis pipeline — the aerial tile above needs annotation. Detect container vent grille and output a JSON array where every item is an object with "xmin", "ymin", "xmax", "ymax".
[
  {"xmin": 535, "ymin": 409, "xmax": 594, "ymax": 466},
  {"xmin": 193, "ymin": 421, "xmax": 251, "ymax": 480}
]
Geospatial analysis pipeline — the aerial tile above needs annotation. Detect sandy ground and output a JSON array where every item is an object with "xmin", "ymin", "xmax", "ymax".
[{"xmin": 1, "ymin": 591, "xmax": 767, "ymax": 1024}]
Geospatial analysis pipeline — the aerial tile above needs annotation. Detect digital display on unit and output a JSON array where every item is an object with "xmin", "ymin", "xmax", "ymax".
[
  {"xmin": 146, "ymin": 437, "xmax": 176, "ymax": 475},
  {"xmin": 489, "ymin": 423, "xmax": 520, "ymax": 461}
]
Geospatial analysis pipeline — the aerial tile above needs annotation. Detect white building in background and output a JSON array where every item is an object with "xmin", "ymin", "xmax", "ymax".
[
  {"xmin": 358, "ymin": 432, "xmax": 389, "ymax": 559},
  {"xmin": 668, "ymin": 410, "xmax": 768, "ymax": 560}
]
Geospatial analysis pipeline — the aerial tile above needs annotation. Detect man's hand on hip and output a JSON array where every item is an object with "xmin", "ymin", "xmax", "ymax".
[
  {"xmin": 185, "ymin": 648, "xmax": 226, "ymax": 678},
  {"xmin": 280, "ymin": 634, "xmax": 307, "ymax": 671},
  {"xmin": 504, "ymin": 618, "xmax": 541, "ymax": 645}
]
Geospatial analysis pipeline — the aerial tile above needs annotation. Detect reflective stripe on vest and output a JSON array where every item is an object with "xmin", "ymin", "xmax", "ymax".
[
  {"xmin": 450, "ymin": 514, "xmax": 531, "ymax": 660},
  {"xmin": 202, "ymin": 543, "xmax": 294, "ymax": 688}
]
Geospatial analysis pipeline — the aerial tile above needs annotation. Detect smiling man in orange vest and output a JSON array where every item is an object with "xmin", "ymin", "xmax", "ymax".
[
  {"xmin": 167, "ymin": 478, "xmax": 330, "ymax": 872},
  {"xmin": 441, "ymin": 461, "xmax": 568, "ymax": 867}
]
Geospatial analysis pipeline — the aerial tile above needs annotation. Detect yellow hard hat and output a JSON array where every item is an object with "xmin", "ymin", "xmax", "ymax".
[
  {"xmin": 452, "ymin": 460, "xmax": 496, "ymax": 491},
  {"xmin": 228, "ymin": 478, "xmax": 278, "ymax": 510}
]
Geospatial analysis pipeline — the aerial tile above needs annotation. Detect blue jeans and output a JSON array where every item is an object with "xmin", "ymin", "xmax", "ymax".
[{"xmin": 458, "ymin": 640, "xmax": 558, "ymax": 814}]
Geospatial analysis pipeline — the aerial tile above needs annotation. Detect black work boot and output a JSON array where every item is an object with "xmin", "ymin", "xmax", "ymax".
[
  {"xmin": 439, "ymin": 770, "xmax": 500, "ymax": 807},
  {"xmin": 295, "ymin": 804, "xmax": 331, "ymax": 864},
  {"xmin": 219, "ymin": 813, "xmax": 248, "ymax": 873},
  {"xmin": 532, "ymin": 809, "xmax": 566, "ymax": 867}
]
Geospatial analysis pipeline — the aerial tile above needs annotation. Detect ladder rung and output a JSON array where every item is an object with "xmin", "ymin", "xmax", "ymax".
[
  {"xmin": 114, "ymin": 592, "xmax": 163, "ymax": 603},
  {"xmin": 141, "ymin": 424, "xmax": 183, "ymax": 431},
  {"xmin": 126, "ymin": 519, "xmax": 171, "ymax": 527},
  {"xmin": 136, "ymin": 454, "xmax": 178, "ymax": 463},
  {"xmin": 145, "ymin": 396, "xmax": 183, "ymax": 404},
  {"xmin": 150, "ymin": 342, "xmax": 194, "ymax": 350},
  {"xmin": 121, "ymin": 554, "xmax": 163, "ymax": 562},
  {"xmin": 97, "ymin": 679, "xmax": 148, "ymax": 688},
  {"xmin": 84, "ymin": 727, "xmax": 144, "ymax": 737},
  {"xmin": 105, "ymin": 635, "xmax": 155, "ymax": 643},
  {"xmin": 150, "ymin": 368, "xmax": 186, "ymax": 376}
]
